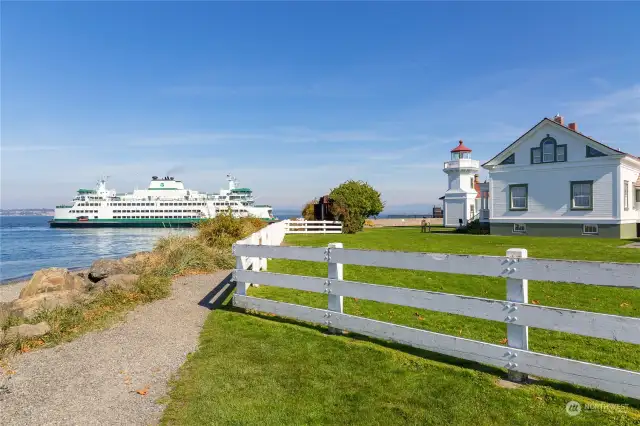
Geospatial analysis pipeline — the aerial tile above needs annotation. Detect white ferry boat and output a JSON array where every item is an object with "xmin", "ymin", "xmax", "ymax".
[{"xmin": 50, "ymin": 174, "xmax": 275, "ymax": 228}]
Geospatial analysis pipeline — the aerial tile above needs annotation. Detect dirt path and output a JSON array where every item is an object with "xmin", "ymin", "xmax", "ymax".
[{"xmin": 0, "ymin": 271, "xmax": 232, "ymax": 426}]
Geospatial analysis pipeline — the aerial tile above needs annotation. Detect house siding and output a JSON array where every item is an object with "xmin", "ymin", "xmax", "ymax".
[
  {"xmin": 490, "ymin": 163, "xmax": 616, "ymax": 220},
  {"xmin": 620, "ymin": 163, "xmax": 640, "ymax": 222}
]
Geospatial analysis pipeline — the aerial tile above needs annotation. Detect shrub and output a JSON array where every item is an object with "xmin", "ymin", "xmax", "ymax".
[
  {"xmin": 329, "ymin": 180, "xmax": 384, "ymax": 233},
  {"xmin": 196, "ymin": 211, "xmax": 266, "ymax": 249},
  {"xmin": 301, "ymin": 200, "xmax": 317, "ymax": 220}
]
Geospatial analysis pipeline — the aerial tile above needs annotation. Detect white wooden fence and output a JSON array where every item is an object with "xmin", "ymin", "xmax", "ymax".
[
  {"xmin": 284, "ymin": 220, "xmax": 342, "ymax": 234},
  {"xmin": 232, "ymin": 224, "xmax": 640, "ymax": 399}
]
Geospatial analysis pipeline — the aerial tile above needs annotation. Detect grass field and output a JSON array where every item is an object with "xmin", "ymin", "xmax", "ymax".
[{"xmin": 161, "ymin": 227, "xmax": 640, "ymax": 425}]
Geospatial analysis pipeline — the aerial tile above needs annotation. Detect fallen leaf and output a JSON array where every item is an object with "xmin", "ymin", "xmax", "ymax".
[
  {"xmin": 354, "ymin": 298, "xmax": 359, "ymax": 302},
  {"xmin": 136, "ymin": 386, "xmax": 149, "ymax": 396},
  {"xmin": 20, "ymin": 345, "xmax": 31, "ymax": 353},
  {"xmin": 458, "ymin": 329, "xmax": 463, "ymax": 336},
  {"xmin": 620, "ymin": 302, "xmax": 630, "ymax": 308},
  {"xmin": 417, "ymin": 316, "xmax": 424, "ymax": 321},
  {"xmin": 499, "ymin": 338, "xmax": 508, "ymax": 344},
  {"xmin": 531, "ymin": 300, "xmax": 540, "ymax": 305},
  {"xmin": 34, "ymin": 340, "xmax": 45, "ymax": 346}
]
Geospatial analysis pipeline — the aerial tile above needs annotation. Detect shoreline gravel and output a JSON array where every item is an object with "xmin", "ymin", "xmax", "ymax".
[{"xmin": 0, "ymin": 270, "xmax": 230, "ymax": 425}]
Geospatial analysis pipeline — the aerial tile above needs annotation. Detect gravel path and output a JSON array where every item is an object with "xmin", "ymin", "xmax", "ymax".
[{"xmin": 0, "ymin": 270, "xmax": 232, "ymax": 426}]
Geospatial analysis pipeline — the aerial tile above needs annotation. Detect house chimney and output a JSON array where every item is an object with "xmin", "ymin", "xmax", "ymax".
[
  {"xmin": 568, "ymin": 122, "xmax": 577, "ymax": 132},
  {"xmin": 553, "ymin": 115, "xmax": 564, "ymax": 125}
]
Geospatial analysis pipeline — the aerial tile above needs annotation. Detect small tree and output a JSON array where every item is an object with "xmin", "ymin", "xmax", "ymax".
[
  {"xmin": 329, "ymin": 180, "xmax": 384, "ymax": 233},
  {"xmin": 301, "ymin": 199, "xmax": 317, "ymax": 220}
]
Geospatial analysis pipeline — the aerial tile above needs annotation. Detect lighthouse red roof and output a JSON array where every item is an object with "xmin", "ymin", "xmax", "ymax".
[{"xmin": 451, "ymin": 140, "xmax": 472, "ymax": 153}]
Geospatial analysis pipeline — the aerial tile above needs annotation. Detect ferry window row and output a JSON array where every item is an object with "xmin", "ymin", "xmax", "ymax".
[
  {"xmin": 70, "ymin": 210, "xmax": 98, "ymax": 213},
  {"xmin": 76, "ymin": 203, "xmax": 101, "ymax": 206},
  {"xmin": 113, "ymin": 216, "xmax": 200, "ymax": 219},
  {"xmin": 113, "ymin": 209, "xmax": 202, "ymax": 213},
  {"xmin": 107, "ymin": 202, "xmax": 207, "ymax": 206}
]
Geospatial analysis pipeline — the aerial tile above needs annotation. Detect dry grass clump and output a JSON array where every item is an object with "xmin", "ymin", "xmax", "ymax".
[{"xmin": 151, "ymin": 212, "xmax": 267, "ymax": 277}]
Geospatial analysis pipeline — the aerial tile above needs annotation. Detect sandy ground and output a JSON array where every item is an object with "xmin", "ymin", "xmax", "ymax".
[
  {"xmin": 0, "ymin": 270, "xmax": 232, "ymax": 426},
  {"xmin": 0, "ymin": 280, "xmax": 28, "ymax": 304}
]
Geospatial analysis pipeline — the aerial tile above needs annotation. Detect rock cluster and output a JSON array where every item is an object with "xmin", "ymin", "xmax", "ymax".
[{"xmin": 1, "ymin": 257, "xmax": 142, "ymax": 343}]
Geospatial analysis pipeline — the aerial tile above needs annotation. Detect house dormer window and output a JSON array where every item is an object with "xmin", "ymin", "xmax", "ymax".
[
  {"xmin": 542, "ymin": 138, "xmax": 555, "ymax": 162},
  {"xmin": 531, "ymin": 135, "xmax": 567, "ymax": 164}
]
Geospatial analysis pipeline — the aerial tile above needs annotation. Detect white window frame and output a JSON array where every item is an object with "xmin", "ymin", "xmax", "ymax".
[
  {"xmin": 532, "ymin": 148, "xmax": 541, "ymax": 164},
  {"xmin": 623, "ymin": 180, "xmax": 629, "ymax": 211},
  {"xmin": 542, "ymin": 140, "xmax": 555, "ymax": 163},
  {"xmin": 582, "ymin": 224, "xmax": 599, "ymax": 235},
  {"xmin": 571, "ymin": 181, "xmax": 593, "ymax": 210},
  {"xmin": 513, "ymin": 223, "xmax": 526, "ymax": 234}
]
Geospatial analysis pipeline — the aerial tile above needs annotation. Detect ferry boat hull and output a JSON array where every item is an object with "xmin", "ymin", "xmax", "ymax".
[
  {"xmin": 49, "ymin": 175, "xmax": 275, "ymax": 228},
  {"xmin": 49, "ymin": 218, "xmax": 279, "ymax": 228}
]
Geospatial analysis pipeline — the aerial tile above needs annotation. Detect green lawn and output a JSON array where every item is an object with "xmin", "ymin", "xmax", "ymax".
[{"xmin": 161, "ymin": 228, "xmax": 640, "ymax": 425}]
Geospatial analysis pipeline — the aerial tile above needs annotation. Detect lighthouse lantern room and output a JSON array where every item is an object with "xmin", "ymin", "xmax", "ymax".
[{"xmin": 442, "ymin": 140, "xmax": 480, "ymax": 227}]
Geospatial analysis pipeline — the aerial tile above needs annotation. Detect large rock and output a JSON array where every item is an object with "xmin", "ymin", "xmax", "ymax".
[
  {"xmin": 3, "ymin": 321, "xmax": 51, "ymax": 340},
  {"xmin": 120, "ymin": 251, "xmax": 158, "ymax": 274},
  {"xmin": 88, "ymin": 259, "xmax": 131, "ymax": 282},
  {"xmin": 9, "ymin": 291, "xmax": 81, "ymax": 319},
  {"xmin": 92, "ymin": 274, "xmax": 139, "ymax": 292},
  {"xmin": 19, "ymin": 268, "xmax": 89, "ymax": 299}
]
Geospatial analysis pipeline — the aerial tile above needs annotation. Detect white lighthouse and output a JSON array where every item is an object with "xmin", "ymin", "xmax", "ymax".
[{"xmin": 442, "ymin": 140, "xmax": 480, "ymax": 227}]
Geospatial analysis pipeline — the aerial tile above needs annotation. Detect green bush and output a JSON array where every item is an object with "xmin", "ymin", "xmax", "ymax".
[{"xmin": 329, "ymin": 180, "xmax": 384, "ymax": 233}]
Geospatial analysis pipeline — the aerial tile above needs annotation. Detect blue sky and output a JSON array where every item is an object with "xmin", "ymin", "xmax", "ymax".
[{"xmin": 2, "ymin": 2, "xmax": 639, "ymax": 211}]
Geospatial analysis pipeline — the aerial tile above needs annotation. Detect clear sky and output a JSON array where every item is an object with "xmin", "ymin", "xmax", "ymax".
[{"xmin": 2, "ymin": 1, "xmax": 639, "ymax": 211}]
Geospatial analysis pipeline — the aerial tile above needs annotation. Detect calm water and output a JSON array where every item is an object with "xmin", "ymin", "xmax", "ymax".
[{"xmin": 0, "ymin": 216, "xmax": 196, "ymax": 283}]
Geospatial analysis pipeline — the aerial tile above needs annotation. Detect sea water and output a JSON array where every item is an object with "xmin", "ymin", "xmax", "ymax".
[{"xmin": 0, "ymin": 216, "xmax": 196, "ymax": 283}]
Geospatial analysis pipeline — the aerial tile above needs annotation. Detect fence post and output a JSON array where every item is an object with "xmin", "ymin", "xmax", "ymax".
[
  {"xmin": 327, "ymin": 242, "xmax": 344, "ymax": 334},
  {"xmin": 506, "ymin": 248, "xmax": 528, "ymax": 382},
  {"xmin": 234, "ymin": 244, "xmax": 249, "ymax": 296}
]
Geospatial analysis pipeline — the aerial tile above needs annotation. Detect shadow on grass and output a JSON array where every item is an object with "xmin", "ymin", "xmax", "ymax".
[
  {"xmin": 203, "ymin": 287, "xmax": 639, "ymax": 409},
  {"xmin": 198, "ymin": 273, "xmax": 236, "ymax": 310}
]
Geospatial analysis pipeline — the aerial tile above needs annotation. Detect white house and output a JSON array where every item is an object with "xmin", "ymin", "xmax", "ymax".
[
  {"xmin": 442, "ymin": 141, "xmax": 484, "ymax": 227},
  {"xmin": 480, "ymin": 116, "xmax": 640, "ymax": 238}
]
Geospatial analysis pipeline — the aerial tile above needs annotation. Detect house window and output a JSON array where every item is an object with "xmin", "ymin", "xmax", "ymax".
[
  {"xmin": 509, "ymin": 184, "xmax": 528, "ymax": 210},
  {"xmin": 583, "ymin": 224, "xmax": 599, "ymax": 235},
  {"xmin": 586, "ymin": 146, "xmax": 607, "ymax": 158},
  {"xmin": 636, "ymin": 188, "xmax": 640, "ymax": 205},
  {"xmin": 531, "ymin": 148, "xmax": 541, "ymax": 164},
  {"xmin": 624, "ymin": 181, "xmax": 629, "ymax": 210},
  {"xmin": 470, "ymin": 177, "xmax": 474, "ymax": 188},
  {"xmin": 500, "ymin": 154, "xmax": 515, "ymax": 165},
  {"xmin": 530, "ymin": 136, "xmax": 566, "ymax": 164},
  {"xmin": 571, "ymin": 181, "xmax": 593, "ymax": 210},
  {"xmin": 513, "ymin": 223, "xmax": 526, "ymax": 233},
  {"xmin": 542, "ymin": 139, "xmax": 555, "ymax": 162}
]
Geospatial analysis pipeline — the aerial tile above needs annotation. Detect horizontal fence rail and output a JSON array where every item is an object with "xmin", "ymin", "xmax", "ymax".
[
  {"xmin": 234, "ymin": 295, "xmax": 640, "ymax": 399},
  {"xmin": 284, "ymin": 220, "xmax": 343, "ymax": 234},
  {"xmin": 234, "ymin": 244, "xmax": 640, "ymax": 288},
  {"xmin": 234, "ymin": 270, "xmax": 640, "ymax": 345},
  {"xmin": 232, "ymin": 223, "xmax": 640, "ymax": 400}
]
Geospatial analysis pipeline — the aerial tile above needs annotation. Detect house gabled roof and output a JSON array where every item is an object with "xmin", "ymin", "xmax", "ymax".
[{"xmin": 482, "ymin": 118, "xmax": 636, "ymax": 168}]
